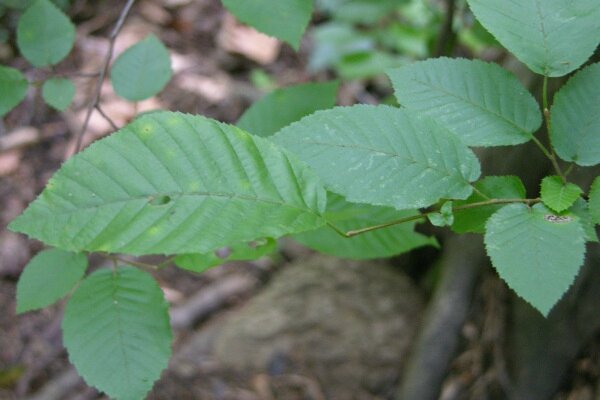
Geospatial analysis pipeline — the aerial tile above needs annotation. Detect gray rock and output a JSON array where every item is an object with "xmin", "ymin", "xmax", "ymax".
[{"xmin": 213, "ymin": 254, "xmax": 424, "ymax": 399}]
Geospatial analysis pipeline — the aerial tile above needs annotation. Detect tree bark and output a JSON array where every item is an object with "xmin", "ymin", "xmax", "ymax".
[{"xmin": 396, "ymin": 234, "xmax": 486, "ymax": 400}]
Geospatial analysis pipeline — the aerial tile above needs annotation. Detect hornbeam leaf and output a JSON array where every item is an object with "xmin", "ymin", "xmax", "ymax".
[
  {"xmin": 484, "ymin": 203, "xmax": 586, "ymax": 316},
  {"xmin": 467, "ymin": 0, "xmax": 600, "ymax": 77},
  {"xmin": 110, "ymin": 34, "xmax": 172, "ymax": 102},
  {"xmin": 17, "ymin": 0, "xmax": 75, "ymax": 67},
  {"xmin": 550, "ymin": 63, "xmax": 600, "ymax": 166},
  {"xmin": 16, "ymin": 248, "xmax": 87, "ymax": 313},
  {"xmin": 388, "ymin": 58, "xmax": 541, "ymax": 147},
  {"xmin": 238, "ymin": 81, "xmax": 339, "ymax": 137},
  {"xmin": 293, "ymin": 193, "xmax": 437, "ymax": 260},
  {"xmin": 62, "ymin": 267, "xmax": 172, "ymax": 400},
  {"xmin": 452, "ymin": 175, "xmax": 526, "ymax": 234},
  {"xmin": 272, "ymin": 105, "xmax": 481, "ymax": 210},
  {"xmin": 175, "ymin": 237, "xmax": 277, "ymax": 273},
  {"xmin": 428, "ymin": 201, "xmax": 454, "ymax": 227},
  {"xmin": 589, "ymin": 177, "xmax": 600, "ymax": 225},
  {"xmin": 42, "ymin": 77, "xmax": 75, "ymax": 111},
  {"xmin": 221, "ymin": 0, "xmax": 313, "ymax": 49},
  {"xmin": 0, "ymin": 66, "xmax": 28, "ymax": 117},
  {"xmin": 9, "ymin": 112, "xmax": 327, "ymax": 255},
  {"xmin": 570, "ymin": 198, "xmax": 598, "ymax": 242},
  {"xmin": 540, "ymin": 176, "xmax": 582, "ymax": 213}
]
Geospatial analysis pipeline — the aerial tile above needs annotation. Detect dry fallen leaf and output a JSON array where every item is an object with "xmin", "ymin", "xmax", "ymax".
[{"xmin": 218, "ymin": 13, "xmax": 281, "ymax": 65}]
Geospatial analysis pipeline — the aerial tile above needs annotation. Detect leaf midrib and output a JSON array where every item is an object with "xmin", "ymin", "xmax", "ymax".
[
  {"xmin": 110, "ymin": 273, "xmax": 132, "ymax": 394},
  {"xmin": 533, "ymin": 0, "xmax": 551, "ymax": 75},
  {"xmin": 409, "ymin": 77, "xmax": 533, "ymax": 136},
  {"xmin": 42, "ymin": 189, "xmax": 321, "ymax": 217},
  {"xmin": 299, "ymin": 139, "xmax": 473, "ymax": 182}
]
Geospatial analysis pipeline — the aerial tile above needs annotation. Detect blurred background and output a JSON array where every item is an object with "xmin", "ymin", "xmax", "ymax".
[{"xmin": 0, "ymin": 0, "xmax": 599, "ymax": 399}]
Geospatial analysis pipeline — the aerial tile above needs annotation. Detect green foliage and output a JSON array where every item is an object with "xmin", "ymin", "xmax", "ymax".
[
  {"xmin": 221, "ymin": 0, "xmax": 313, "ymax": 49},
  {"xmin": 62, "ymin": 266, "xmax": 172, "ymax": 400},
  {"xmin": 570, "ymin": 198, "xmax": 598, "ymax": 243},
  {"xmin": 16, "ymin": 0, "xmax": 75, "ymax": 67},
  {"xmin": 550, "ymin": 63, "xmax": 600, "ymax": 166},
  {"xmin": 249, "ymin": 69, "xmax": 277, "ymax": 92},
  {"xmin": 110, "ymin": 34, "xmax": 172, "ymax": 101},
  {"xmin": 388, "ymin": 58, "xmax": 541, "ymax": 147},
  {"xmin": 2, "ymin": 0, "xmax": 69, "ymax": 10},
  {"xmin": 467, "ymin": 0, "xmax": 600, "ymax": 77},
  {"xmin": 272, "ymin": 105, "xmax": 480, "ymax": 210},
  {"xmin": 318, "ymin": 0, "xmax": 400, "ymax": 24},
  {"xmin": 379, "ymin": 22, "xmax": 429, "ymax": 59},
  {"xmin": 457, "ymin": 20, "xmax": 500, "ymax": 55},
  {"xmin": 484, "ymin": 204, "xmax": 586, "ymax": 316},
  {"xmin": 308, "ymin": 23, "xmax": 396, "ymax": 79},
  {"xmin": 238, "ymin": 81, "xmax": 339, "ymax": 137},
  {"xmin": 0, "ymin": 65, "xmax": 28, "ymax": 117},
  {"xmin": 294, "ymin": 193, "xmax": 437, "ymax": 259},
  {"xmin": 42, "ymin": 77, "xmax": 75, "ymax": 111},
  {"xmin": 309, "ymin": 0, "xmax": 439, "ymax": 79},
  {"xmin": 540, "ymin": 176, "xmax": 583, "ymax": 213},
  {"xmin": 452, "ymin": 176, "xmax": 526, "ymax": 234},
  {"xmin": 8, "ymin": 1, "xmax": 600, "ymax": 396},
  {"xmin": 589, "ymin": 177, "xmax": 600, "ymax": 225},
  {"xmin": 16, "ymin": 248, "xmax": 87, "ymax": 313},
  {"xmin": 174, "ymin": 238, "xmax": 277, "ymax": 273},
  {"xmin": 428, "ymin": 201, "xmax": 454, "ymax": 227},
  {"xmin": 9, "ymin": 112, "xmax": 327, "ymax": 255}
]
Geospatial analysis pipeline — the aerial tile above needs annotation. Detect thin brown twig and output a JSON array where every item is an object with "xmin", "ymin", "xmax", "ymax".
[
  {"xmin": 74, "ymin": 0, "xmax": 136, "ymax": 152},
  {"xmin": 95, "ymin": 104, "xmax": 118, "ymax": 131},
  {"xmin": 157, "ymin": 256, "xmax": 175, "ymax": 269},
  {"xmin": 340, "ymin": 197, "xmax": 541, "ymax": 237}
]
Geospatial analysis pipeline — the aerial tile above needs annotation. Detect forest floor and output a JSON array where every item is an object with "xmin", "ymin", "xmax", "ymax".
[{"xmin": 0, "ymin": 1, "xmax": 598, "ymax": 399}]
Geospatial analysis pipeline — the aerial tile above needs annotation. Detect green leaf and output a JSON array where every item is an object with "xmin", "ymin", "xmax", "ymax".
[
  {"xmin": 238, "ymin": 81, "xmax": 339, "ymax": 137},
  {"xmin": 3, "ymin": 0, "xmax": 69, "ymax": 10},
  {"xmin": 0, "ymin": 65, "xmax": 28, "ymax": 117},
  {"xmin": 293, "ymin": 193, "xmax": 437, "ymax": 260},
  {"xmin": 221, "ymin": 0, "xmax": 313, "ymax": 49},
  {"xmin": 570, "ymin": 198, "xmax": 598, "ymax": 242},
  {"xmin": 331, "ymin": 0, "xmax": 400, "ymax": 24},
  {"xmin": 272, "ymin": 105, "xmax": 481, "ymax": 210},
  {"xmin": 337, "ymin": 50, "xmax": 403, "ymax": 80},
  {"xmin": 175, "ymin": 237, "xmax": 277, "ymax": 273},
  {"xmin": 308, "ymin": 22, "xmax": 374, "ymax": 73},
  {"xmin": 540, "ymin": 176, "xmax": 582, "ymax": 213},
  {"xmin": 550, "ymin": 63, "xmax": 600, "ymax": 166},
  {"xmin": 62, "ymin": 266, "xmax": 172, "ymax": 400},
  {"xmin": 9, "ymin": 112, "xmax": 327, "ymax": 256},
  {"xmin": 484, "ymin": 203, "xmax": 586, "ymax": 316},
  {"xmin": 16, "ymin": 248, "xmax": 87, "ymax": 314},
  {"xmin": 589, "ymin": 176, "xmax": 600, "ymax": 224},
  {"xmin": 110, "ymin": 34, "xmax": 172, "ymax": 101},
  {"xmin": 16, "ymin": 0, "xmax": 75, "ymax": 67},
  {"xmin": 466, "ymin": 0, "xmax": 600, "ymax": 77},
  {"xmin": 428, "ymin": 201, "xmax": 454, "ymax": 227},
  {"xmin": 452, "ymin": 176, "xmax": 526, "ymax": 234},
  {"xmin": 387, "ymin": 58, "xmax": 541, "ymax": 147},
  {"xmin": 42, "ymin": 77, "xmax": 74, "ymax": 111}
]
